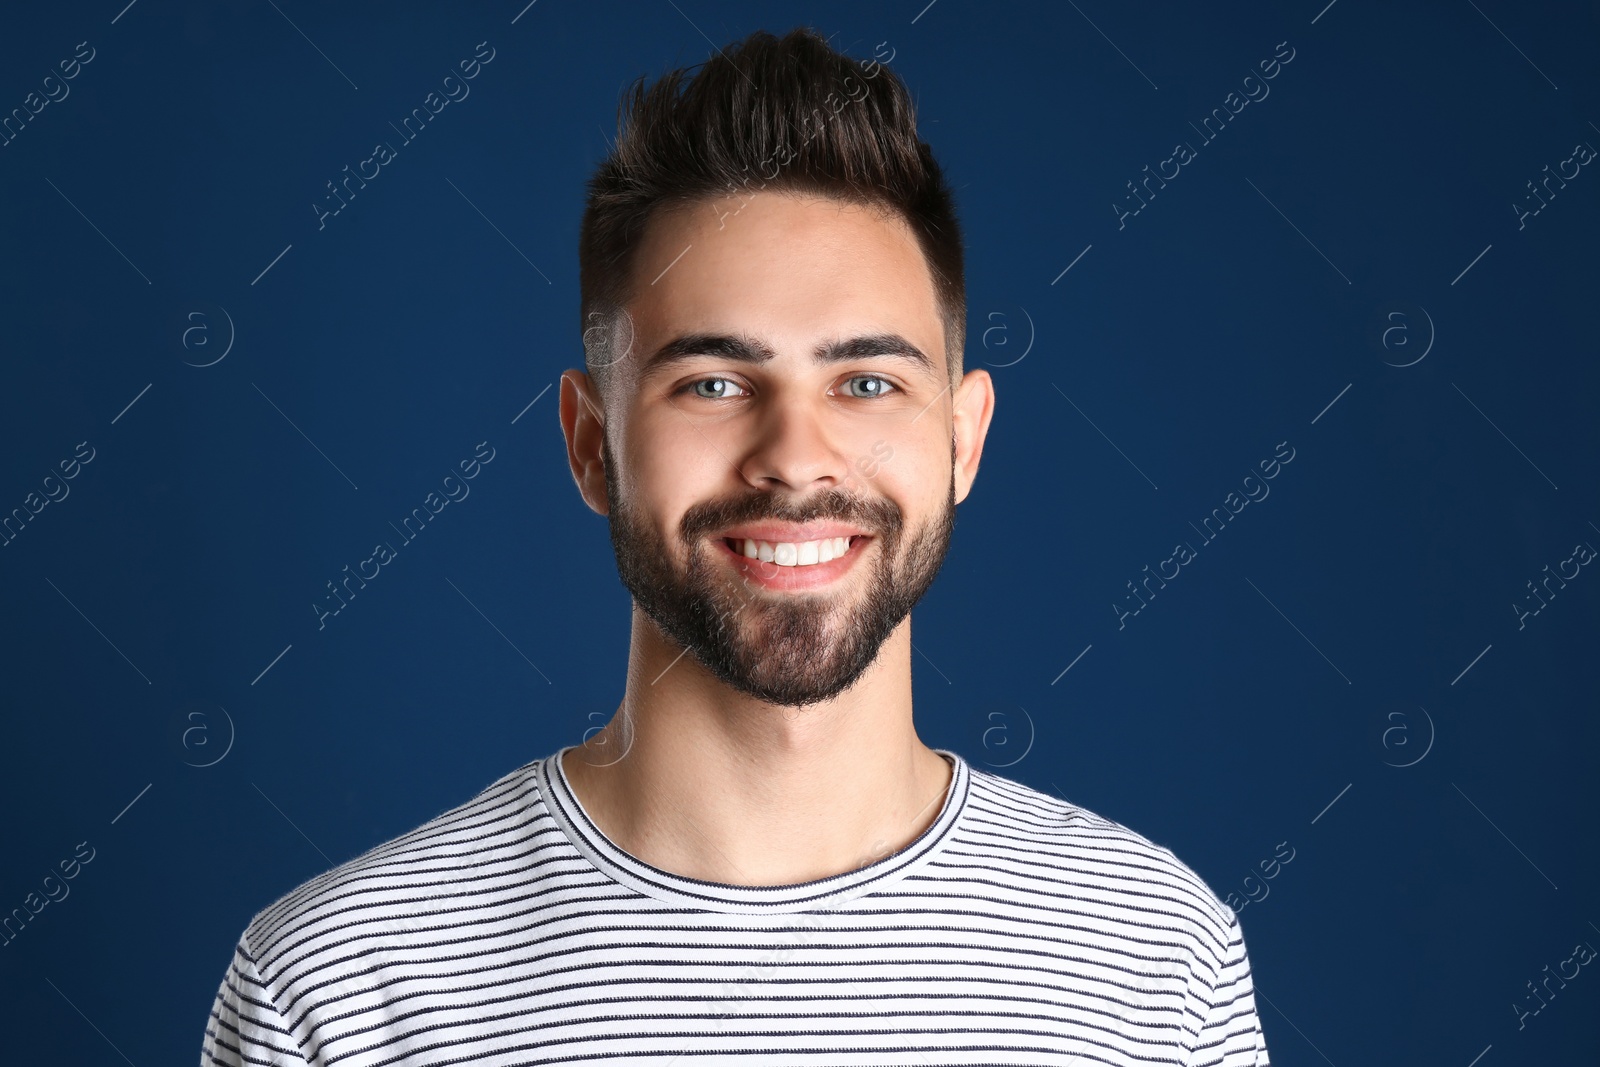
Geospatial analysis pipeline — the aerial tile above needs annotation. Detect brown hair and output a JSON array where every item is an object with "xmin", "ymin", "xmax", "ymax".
[{"xmin": 578, "ymin": 27, "xmax": 965, "ymax": 399}]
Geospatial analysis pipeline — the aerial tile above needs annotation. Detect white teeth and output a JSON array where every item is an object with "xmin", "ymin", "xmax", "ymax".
[{"xmin": 737, "ymin": 536, "xmax": 854, "ymax": 567}]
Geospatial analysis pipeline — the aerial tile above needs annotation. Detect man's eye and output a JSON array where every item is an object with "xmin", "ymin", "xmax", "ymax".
[
  {"xmin": 841, "ymin": 375, "xmax": 896, "ymax": 399},
  {"xmin": 684, "ymin": 378, "xmax": 747, "ymax": 399},
  {"xmin": 678, "ymin": 376, "xmax": 896, "ymax": 400}
]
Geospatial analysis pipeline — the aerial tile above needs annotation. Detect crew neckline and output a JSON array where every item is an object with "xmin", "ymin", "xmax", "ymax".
[{"xmin": 537, "ymin": 745, "xmax": 970, "ymax": 914}]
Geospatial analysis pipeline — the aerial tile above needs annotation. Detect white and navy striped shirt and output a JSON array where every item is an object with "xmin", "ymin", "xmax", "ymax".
[{"xmin": 202, "ymin": 747, "xmax": 1270, "ymax": 1065}]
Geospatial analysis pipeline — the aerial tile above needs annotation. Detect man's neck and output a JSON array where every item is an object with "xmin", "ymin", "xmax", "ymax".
[{"xmin": 559, "ymin": 611, "xmax": 954, "ymax": 886}]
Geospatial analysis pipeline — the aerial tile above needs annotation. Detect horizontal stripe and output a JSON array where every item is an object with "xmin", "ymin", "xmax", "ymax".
[{"xmin": 202, "ymin": 746, "xmax": 1268, "ymax": 1066}]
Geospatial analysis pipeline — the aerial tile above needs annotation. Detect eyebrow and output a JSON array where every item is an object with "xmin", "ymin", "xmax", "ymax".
[{"xmin": 639, "ymin": 332, "xmax": 939, "ymax": 380}]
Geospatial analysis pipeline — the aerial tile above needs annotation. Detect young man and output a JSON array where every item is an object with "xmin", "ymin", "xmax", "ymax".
[{"xmin": 203, "ymin": 27, "xmax": 1269, "ymax": 1066}]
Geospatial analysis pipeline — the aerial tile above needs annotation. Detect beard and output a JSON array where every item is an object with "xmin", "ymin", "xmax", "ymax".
[{"xmin": 602, "ymin": 434, "xmax": 957, "ymax": 708}]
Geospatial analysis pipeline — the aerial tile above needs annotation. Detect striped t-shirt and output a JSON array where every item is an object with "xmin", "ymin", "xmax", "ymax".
[{"xmin": 202, "ymin": 746, "xmax": 1270, "ymax": 1065}]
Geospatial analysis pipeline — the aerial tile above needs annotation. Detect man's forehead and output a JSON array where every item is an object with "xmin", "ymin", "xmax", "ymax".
[
  {"xmin": 631, "ymin": 193, "xmax": 936, "ymax": 305},
  {"xmin": 605, "ymin": 192, "xmax": 946, "ymax": 388}
]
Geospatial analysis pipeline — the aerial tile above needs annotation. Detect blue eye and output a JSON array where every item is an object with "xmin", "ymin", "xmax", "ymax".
[
  {"xmin": 842, "ymin": 376, "xmax": 896, "ymax": 399},
  {"xmin": 686, "ymin": 378, "xmax": 747, "ymax": 399},
  {"xmin": 679, "ymin": 375, "xmax": 897, "ymax": 399}
]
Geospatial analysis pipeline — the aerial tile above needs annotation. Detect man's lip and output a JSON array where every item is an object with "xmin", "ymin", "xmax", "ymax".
[
  {"xmin": 715, "ymin": 524, "xmax": 870, "ymax": 543},
  {"xmin": 713, "ymin": 530, "xmax": 871, "ymax": 588}
]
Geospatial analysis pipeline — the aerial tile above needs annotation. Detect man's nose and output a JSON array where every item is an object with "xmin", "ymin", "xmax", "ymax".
[{"xmin": 735, "ymin": 396, "xmax": 853, "ymax": 493}]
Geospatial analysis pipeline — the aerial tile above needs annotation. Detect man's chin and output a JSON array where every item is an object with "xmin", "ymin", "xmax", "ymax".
[
  {"xmin": 674, "ymin": 601, "xmax": 885, "ymax": 704},
  {"xmin": 697, "ymin": 646, "xmax": 876, "ymax": 708}
]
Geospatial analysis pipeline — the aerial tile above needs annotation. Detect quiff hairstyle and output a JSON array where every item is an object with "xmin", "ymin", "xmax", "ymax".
[{"xmin": 578, "ymin": 27, "xmax": 966, "ymax": 401}]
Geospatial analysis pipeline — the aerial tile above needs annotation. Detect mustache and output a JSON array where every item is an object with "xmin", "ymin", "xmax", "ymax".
[{"xmin": 679, "ymin": 488, "xmax": 901, "ymax": 543}]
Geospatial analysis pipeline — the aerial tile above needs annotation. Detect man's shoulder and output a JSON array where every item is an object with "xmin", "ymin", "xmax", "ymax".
[
  {"xmin": 239, "ymin": 757, "xmax": 546, "ymax": 967},
  {"xmin": 962, "ymin": 763, "xmax": 1240, "ymax": 960}
]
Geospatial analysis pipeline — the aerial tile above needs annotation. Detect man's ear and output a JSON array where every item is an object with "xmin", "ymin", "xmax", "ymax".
[
  {"xmin": 951, "ymin": 368, "xmax": 995, "ymax": 506},
  {"xmin": 559, "ymin": 370, "xmax": 610, "ymax": 516}
]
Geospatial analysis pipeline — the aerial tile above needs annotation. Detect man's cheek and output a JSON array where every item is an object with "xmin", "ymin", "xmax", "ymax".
[
  {"xmin": 844, "ymin": 439, "xmax": 896, "ymax": 483},
  {"xmin": 861, "ymin": 439, "xmax": 894, "ymax": 479}
]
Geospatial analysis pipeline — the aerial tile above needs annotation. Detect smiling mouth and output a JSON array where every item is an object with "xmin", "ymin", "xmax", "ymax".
[{"xmin": 721, "ymin": 534, "xmax": 867, "ymax": 568}]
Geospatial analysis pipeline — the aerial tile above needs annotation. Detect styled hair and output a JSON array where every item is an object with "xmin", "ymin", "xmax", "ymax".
[{"xmin": 578, "ymin": 27, "xmax": 965, "ymax": 400}]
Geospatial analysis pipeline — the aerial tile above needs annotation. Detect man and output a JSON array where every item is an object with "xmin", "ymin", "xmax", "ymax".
[{"xmin": 202, "ymin": 27, "xmax": 1269, "ymax": 1066}]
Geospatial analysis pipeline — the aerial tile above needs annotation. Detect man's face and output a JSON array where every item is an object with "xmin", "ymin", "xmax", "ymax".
[{"xmin": 587, "ymin": 192, "xmax": 979, "ymax": 708}]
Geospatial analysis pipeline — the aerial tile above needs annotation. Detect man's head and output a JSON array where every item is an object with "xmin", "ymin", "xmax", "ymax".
[
  {"xmin": 560, "ymin": 27, "xmax": 994, "ymax": 708},
  {"xmin": 578, "ymin": 28, "xmax": 966, "ymax": 400}
]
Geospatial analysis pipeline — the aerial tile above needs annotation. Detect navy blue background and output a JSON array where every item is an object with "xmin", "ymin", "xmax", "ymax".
[{"xmin": 1, "ymin": 0, "xmax": 1596, "ymax": 1062}]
